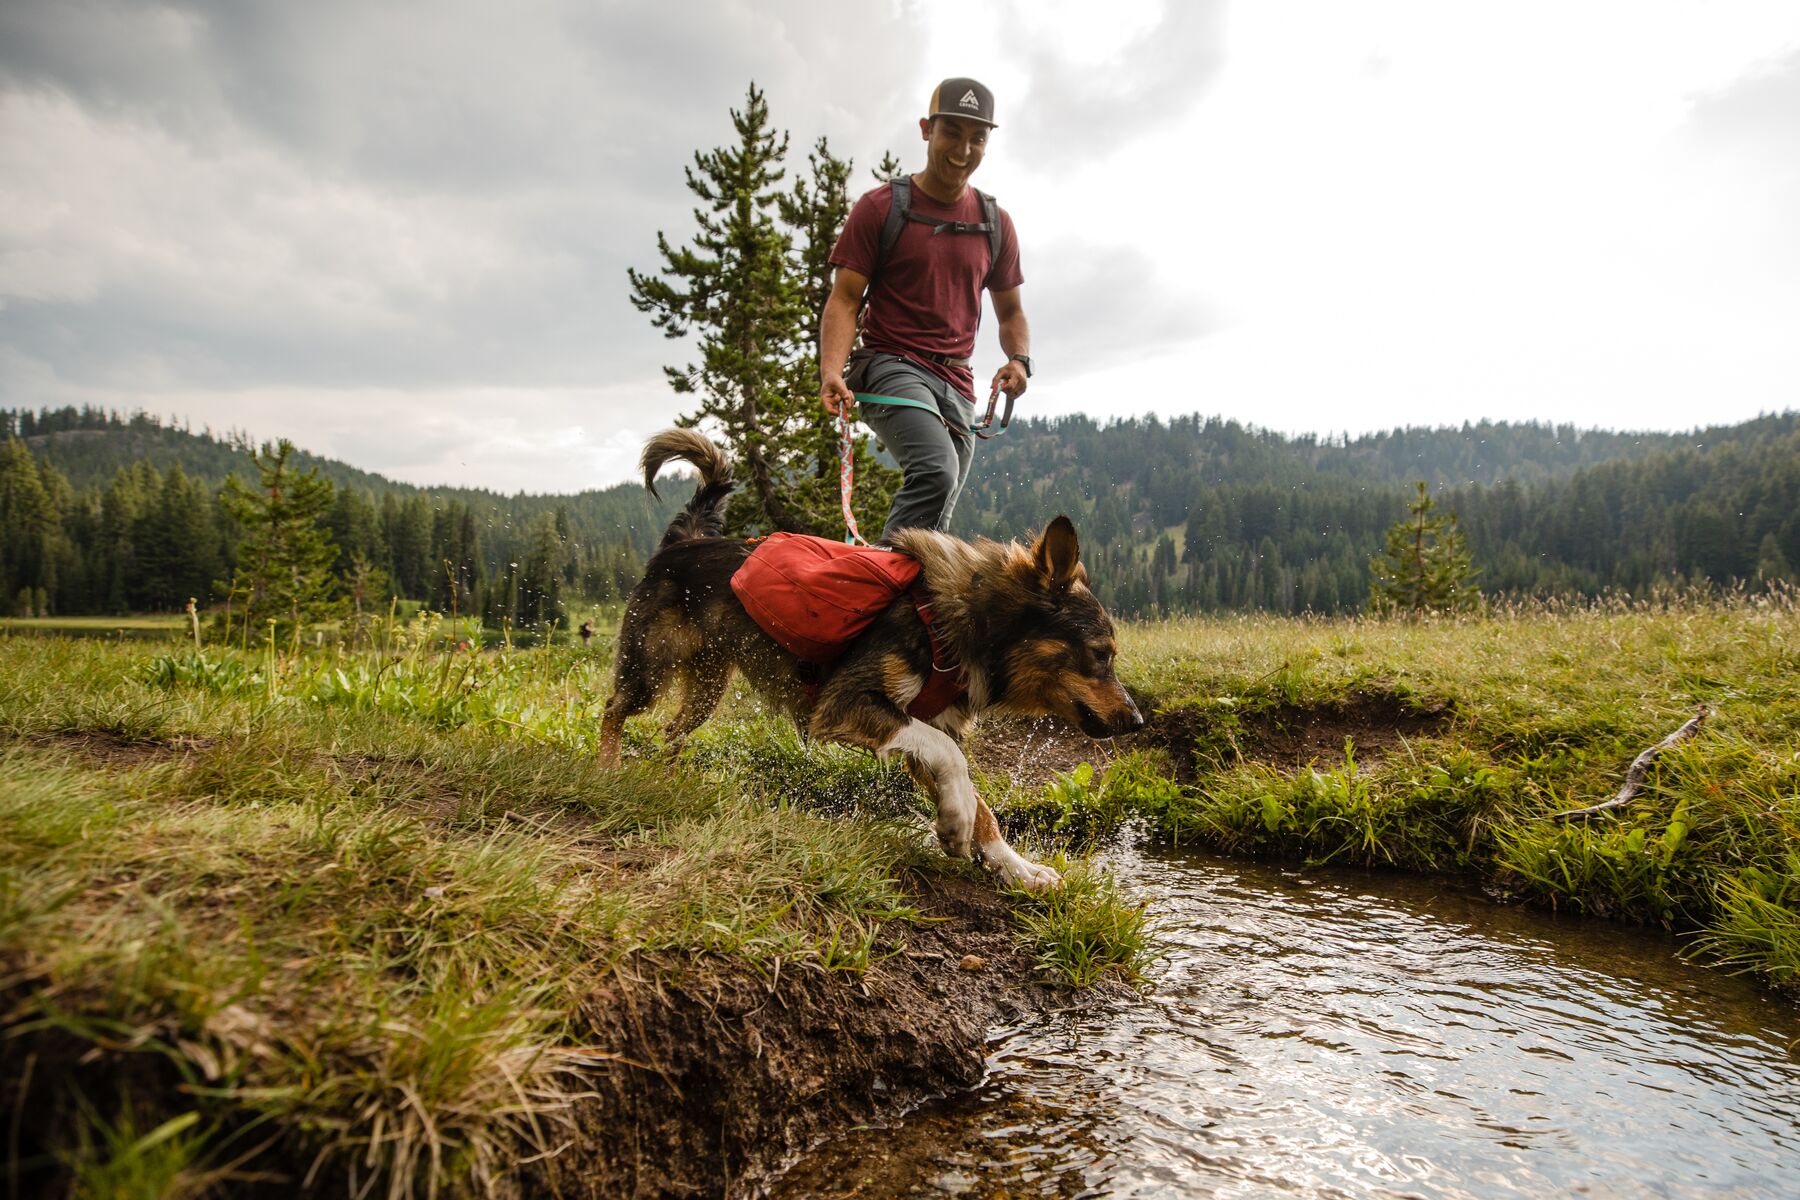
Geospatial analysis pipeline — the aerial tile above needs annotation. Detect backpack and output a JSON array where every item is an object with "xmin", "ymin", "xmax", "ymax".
[
  {"xmin": 871, "ymin": 176, "xmax": 1006, "ymax": 293},
  {"xmin": 731, "ymin": 533, "xmax": 923, "ymax": 662},
  {"xmin": 730, "ymin": 532, "xmax": 968, "ymax": 720}
]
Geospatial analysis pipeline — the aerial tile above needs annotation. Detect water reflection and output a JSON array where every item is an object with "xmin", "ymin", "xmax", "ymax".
[{"xmin": 773, "ymin": 847, "xmax": 1800, "ymax": 1199}]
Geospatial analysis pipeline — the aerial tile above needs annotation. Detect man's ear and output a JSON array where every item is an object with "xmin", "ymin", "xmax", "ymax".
[
  {"xmin": 1031, "ymin": 515, "xmax": 1081, "ymax": 592},
  {"xmin": 919, "ymin": 116, "xmax": 932, "ymax": 140}
]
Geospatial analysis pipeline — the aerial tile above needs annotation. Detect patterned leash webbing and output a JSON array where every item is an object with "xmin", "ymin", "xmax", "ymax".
[
  {"xmin": 839, "ymin": 407, "xmax": 869, "ymax": 546},
  {"xmin": 838, "ymin": 385, "xmax": 1013, "ymax": 545}
]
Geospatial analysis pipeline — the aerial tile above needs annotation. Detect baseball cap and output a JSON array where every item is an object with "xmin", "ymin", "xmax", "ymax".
[{"xmin": 927, "ymin": 77, "xmax": 997, "ymax": 127}]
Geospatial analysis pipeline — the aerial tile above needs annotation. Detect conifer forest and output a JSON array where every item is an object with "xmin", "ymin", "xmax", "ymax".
[{"xmin": 4, "ymin": 403, "xmax": 1797, "ymax": 627}]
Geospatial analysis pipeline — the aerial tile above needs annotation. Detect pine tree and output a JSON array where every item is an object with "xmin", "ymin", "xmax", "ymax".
[
  {"xmin": 629, "ymin": 84, "xmax": 900, "ymax": 538},
  {"xmin": 1756, "ymin": 532, "xmax": 1793, "ymax": 584},
  {"xmin": 217, "ymin": 440, "xmax": 340, "ymax": 639},
  {"xmin": 1368, "ymin": 481, "xmax": 1479, "ymax": 615},
  {"xmin": 0, "ymin": 438, "xmax": 58, "ymax": 614},
  {"xmin": 629, "ymin": 84, "xmax": 812, "ymax": 534},
  {"xmin": 518, "ymin": 511, "xmax": 567, "ymax": 630}
]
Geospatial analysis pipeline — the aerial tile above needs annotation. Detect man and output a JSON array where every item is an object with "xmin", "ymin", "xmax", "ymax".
[{"xmin": 819, "ymin": 77, "xmax": 1032, "ymax": 541}]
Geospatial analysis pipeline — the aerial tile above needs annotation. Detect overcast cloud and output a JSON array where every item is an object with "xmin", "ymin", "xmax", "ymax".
[{"xmin": 2, "ymin": 1, "xmax": 1797, "ymax": 491}]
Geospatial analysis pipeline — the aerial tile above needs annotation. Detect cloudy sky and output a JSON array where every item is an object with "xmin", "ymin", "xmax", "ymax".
[{"xmin": 3, "ymin": 1, "xmax": 1797, "ymax": 492}]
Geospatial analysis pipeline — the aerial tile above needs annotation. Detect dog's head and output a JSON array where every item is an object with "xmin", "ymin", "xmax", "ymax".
[{"xmin": 991, "ymin": 516, "xmax": 1145, "ymax": 739}]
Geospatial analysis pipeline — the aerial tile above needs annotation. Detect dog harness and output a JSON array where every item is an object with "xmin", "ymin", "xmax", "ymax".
[{"xmin": 730, "ymin": 533, "xmax": 968, "ymax": 721}]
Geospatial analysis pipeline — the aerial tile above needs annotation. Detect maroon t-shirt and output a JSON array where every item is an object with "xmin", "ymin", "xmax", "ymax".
[{"xmin": 829, "ymin": 180, "xmax": 1023, "ymax": 403}]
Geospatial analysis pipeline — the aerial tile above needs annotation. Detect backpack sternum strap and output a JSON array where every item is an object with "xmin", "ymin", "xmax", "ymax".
[{"xmin": 872, "ymin": 177, "xmax": 1005, "ymax": 291}]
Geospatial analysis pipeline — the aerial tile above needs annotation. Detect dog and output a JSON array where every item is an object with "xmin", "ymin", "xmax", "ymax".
[{"xmin": 597, "ymin": 429, "xmax": 1145, "ymax": 891}]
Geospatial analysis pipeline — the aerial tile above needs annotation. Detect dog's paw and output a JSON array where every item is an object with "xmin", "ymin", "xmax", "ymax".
[
  {"xmin": 994, "ymin": 855, "xmax": 1063, "ymax": 893},
  {"xmin": 935, "ymin": 818, "xmax": 975, "ymax": 860}
]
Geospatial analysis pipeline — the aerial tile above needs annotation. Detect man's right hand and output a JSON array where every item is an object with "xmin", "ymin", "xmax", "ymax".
[{"xmin": 820, "ymin": 374, "xmax": 855, "ymax": 418}]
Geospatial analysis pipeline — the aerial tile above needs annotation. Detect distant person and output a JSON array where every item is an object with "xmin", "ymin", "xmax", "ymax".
[
  {"xmin": 819, "ymin": 77, "xmax": 1031, "ymax": 541},
  {"xmin": 578, "ymin": 620, "xmax": 594, "ymax": 648}
]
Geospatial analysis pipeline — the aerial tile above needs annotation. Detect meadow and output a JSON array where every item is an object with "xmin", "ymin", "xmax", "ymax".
[
  {"xmin": 3, "ymin": 591, "xmax": 1797, "ymax": 1196},
  {"xmin": 0, "ymin": 615, "xmax": 186, "ymax": 640},
  {"xmin": 1013, "ymin": 589, "xmax": 1800, "ymax": 993}
]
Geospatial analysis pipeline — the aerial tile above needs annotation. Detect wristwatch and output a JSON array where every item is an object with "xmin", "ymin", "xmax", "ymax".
[{"xmin": 1009, "ymin": 354, "xmax": 1033, "ymax": 378}]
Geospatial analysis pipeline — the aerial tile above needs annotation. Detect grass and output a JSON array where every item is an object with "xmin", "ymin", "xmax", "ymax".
[
  {"xmin": 2, "ymin": 614, "xmax": 187, "ymax": 640},
  {"xmin": 1092, "ymin": 589, "xmax": 1800, "ymax": 995},
  {"xmin": 6, "ymin": 588, "xmax": 1798, "ymax": 1193},
  {"xmin": 0, "ymin": 622, "xmax": 1150, "ymax": 1197},
  {"xmin": 1003, "ymin": 852, "xmax": 1160, "ymax": 988}
]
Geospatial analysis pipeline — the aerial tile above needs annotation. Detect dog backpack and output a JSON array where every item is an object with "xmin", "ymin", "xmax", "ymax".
[
  {"xmin": 730, "ymin": 533, "xmax": 966, "ymax": 720},
  {"xmin": 730, "ymin": 533, "xmax": 923, "ymax": 661}
]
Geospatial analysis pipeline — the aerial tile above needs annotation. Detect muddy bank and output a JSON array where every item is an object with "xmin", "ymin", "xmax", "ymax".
[
  {"xmin": 1, "ymin": 727, "xmax": 1111, "ymax": 1198},
  {"xmin": 526, "ymin": 873, "xmax": 1075, "ymax": 1198},
  {"xmin": 2, "ymin": 872, "xmax": 1076, "ymax": 1200}
]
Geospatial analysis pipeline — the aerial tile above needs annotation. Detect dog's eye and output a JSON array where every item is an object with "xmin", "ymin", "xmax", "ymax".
[{"xmin": 1091, "ymin": 645, "xmax": 1115, "ymax": 669}]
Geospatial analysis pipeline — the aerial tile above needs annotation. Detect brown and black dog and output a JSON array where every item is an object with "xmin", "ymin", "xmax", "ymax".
[{"xmin": 597, "ymin": 429, "xmax": 1144, "ymax": 890}]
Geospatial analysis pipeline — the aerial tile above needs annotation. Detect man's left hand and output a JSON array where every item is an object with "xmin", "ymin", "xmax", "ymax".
[{"xmin": 990, "ymin": 360, "xmax": 1029, "ymax": 403}]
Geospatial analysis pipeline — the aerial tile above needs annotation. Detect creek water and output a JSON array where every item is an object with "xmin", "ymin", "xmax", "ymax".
[{"xmin": 773, "ymin": 846, "xmax": 1800, "ymax": 1199}]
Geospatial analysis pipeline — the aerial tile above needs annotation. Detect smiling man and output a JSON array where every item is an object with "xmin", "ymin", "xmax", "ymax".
[{"xmin": 820, "ymin": 77, "xmax": 1031, "ymax": 541}]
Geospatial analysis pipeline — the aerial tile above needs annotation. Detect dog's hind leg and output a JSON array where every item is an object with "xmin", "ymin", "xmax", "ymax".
[
  {"xmin": 597, "ymin": 673, "xmax": 655, "ymax": 768},
  {"xmin": 663, "ymin": 656, "xmax": 731, "ymax": 757},
  {"xmin": 598, "ymin": 625, "xmax": 668, "ymax": 767}
]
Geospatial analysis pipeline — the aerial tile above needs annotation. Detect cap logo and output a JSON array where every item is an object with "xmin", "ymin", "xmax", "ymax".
[{"xmin": 958, "ymin": 89, "xmax": 980, "ymax": 110}]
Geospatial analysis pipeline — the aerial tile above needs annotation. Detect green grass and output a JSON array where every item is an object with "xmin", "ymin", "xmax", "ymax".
[
  {"xmin": 0, "ymin": 625, "xmax": 1150, "ymax": 1196},
  {"xmin": 1004, "ymin": 851, "xmax": 1159, "ymax": 988},
  {"xmin": 2, "ymin": 614, "xmax": 187, "ymax": 640},
  {"xmin": 7, "ymin": 590, "xmax": 1797, "ymax": 1194},
  {"xmin": 1101, "ymin": 591, "xmax": 1800, "ymax": 994}
]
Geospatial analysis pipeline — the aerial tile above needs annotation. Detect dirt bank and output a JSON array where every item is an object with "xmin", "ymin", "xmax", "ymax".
[
  {"xmin": 2, "ymin": 725, "xmax": 1118, "ymax": 1199},
  {"xmin": 527, "ymin": 874, "xmax": 1074, "ymax": 1198}
]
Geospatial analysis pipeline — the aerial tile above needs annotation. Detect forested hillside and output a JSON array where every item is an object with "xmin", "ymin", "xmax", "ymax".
[
  {"xmin": 3, "ymin": 404, "xmax": 1796, "ymax": 621},
  {"xmin": 2, "ymin": 406, "xmax": 689, "ymax": 625},
  {"xmin": 956, "ymin": 411, "xmax": 1800, "ymax": 613}
]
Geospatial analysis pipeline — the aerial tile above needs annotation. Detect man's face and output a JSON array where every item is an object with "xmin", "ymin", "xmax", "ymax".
[{"xmin": 919, "ymin": 115, "xmax": 990, "ymax": 192}]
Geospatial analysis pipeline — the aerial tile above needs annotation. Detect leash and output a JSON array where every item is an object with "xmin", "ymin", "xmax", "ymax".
[
  {"xmin": 839, "ymin": 407, "xmax": 871, "ymax": 545},
  {"xmin": 973, "ymin": 385, "xmax": 1016, "ymax": 441}
]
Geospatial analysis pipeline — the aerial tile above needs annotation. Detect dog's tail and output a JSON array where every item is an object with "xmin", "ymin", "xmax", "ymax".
[{"xmin": 642, "ymin": 428, "xmax": 736, "ymax": 549}]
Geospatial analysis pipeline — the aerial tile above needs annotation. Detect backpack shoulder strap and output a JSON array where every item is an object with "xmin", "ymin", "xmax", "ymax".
[
  {"xmin": 877, "ymin": 177, "xmax": 911, "ymax": 272},
  {"xmin": 868, "ymin": 178, "xmax": 1007, "ymax": 292},
  {"xmin": 976, "ymin": 189, "xmax": 1006, "ymax": 290}
]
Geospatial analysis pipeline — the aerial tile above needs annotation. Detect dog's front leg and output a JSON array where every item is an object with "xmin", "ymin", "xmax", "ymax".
[
  {"xmin": 880, "ymin": 720, "xmax": 977, "ymax": 859},
  {"xmin": 970, "ymin": 800, "xmax": 1062, "ymax": 892},
  {"xmin": 879, "ymin": 722, "xmax": 1062, "ymax": 891}
]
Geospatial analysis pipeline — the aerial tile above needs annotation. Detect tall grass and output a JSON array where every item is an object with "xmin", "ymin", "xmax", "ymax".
[
  {"xmin": 0, "ymin": 628, "xmax": 1154, "ymax": 1195},
  {"xmin": 1106, "ymin": 588, "xmax": 1800, "ymax": 994}
]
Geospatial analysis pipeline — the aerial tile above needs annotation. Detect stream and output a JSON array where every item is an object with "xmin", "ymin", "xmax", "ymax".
[{"xmin": 772, "ymin": 846, "xmax": 1800, "ymax": 1198}]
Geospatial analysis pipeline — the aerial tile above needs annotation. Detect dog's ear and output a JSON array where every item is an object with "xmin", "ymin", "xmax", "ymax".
[{"xmin": 1031, "ymin": 515, "xmax": 1081, "ymax": 592}]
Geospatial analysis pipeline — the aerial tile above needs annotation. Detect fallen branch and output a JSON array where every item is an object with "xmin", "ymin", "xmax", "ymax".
[{"xmin": 1548, "ymin": 705, "xmax": 1710, "ymax": 822}]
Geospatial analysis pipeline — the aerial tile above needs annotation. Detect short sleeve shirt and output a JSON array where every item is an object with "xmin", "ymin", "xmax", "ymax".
[{"xmin": 829, "ymin": 180, "xmax": 1023, "ymax": 403}]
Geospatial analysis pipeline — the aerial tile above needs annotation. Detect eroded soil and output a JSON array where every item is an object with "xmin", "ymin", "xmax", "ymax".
[
  {"xmin": 532, "ymin": 874, "xmax": 1074, "ymax": 1198},
  {"xmin": 2, "ymin": 732, "xmax": 1082, "ymax": 1199}
]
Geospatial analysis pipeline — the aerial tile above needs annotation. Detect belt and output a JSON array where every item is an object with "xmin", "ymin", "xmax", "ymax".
[
  {"xmin": 913, "ymin": 349, "xmax": 972, "ymax": 369},
  {"xmin": 860, "ymin": 345, "xmax": 970, "ymax": 370}
]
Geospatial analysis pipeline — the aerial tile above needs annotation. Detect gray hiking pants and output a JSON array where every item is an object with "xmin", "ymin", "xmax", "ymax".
[{"xmin": 852, "ymin": 352, "xmax": 976, "ymax": 541}]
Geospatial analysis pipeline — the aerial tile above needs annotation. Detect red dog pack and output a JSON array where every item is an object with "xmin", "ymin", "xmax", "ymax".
[{"xmin": 730, "ymin": 533, "xmax": 923, "ymax": 662}]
